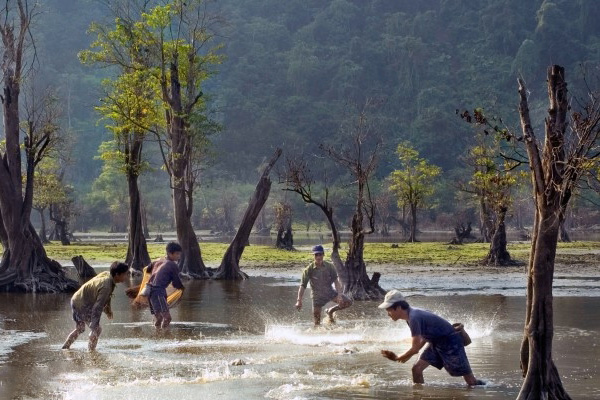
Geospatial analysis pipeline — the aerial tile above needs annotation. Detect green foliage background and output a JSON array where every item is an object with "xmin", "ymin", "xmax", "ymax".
[{"xmin": 30, "ymin": 0, "xmax": 600, "ymax": 231}]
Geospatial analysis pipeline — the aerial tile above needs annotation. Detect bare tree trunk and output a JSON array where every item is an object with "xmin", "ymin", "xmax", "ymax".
[
  {"xmin": 407, "ymin": 203, "xmax": 418, "ymax": 242},
  {"xmin": 173, "ymin": 181, "xmax": 207, "ymax": 277},
  {"xmin": 275, "ymin": 202, "xmax": 294, "ymax": 250},
  {"xmin": 485, "ymin": 206, "xmax": 513, "ymax": 265},
  {"xmin": 343, "ymin": 185, "xmax": 385, "ymax": 300},
  {"xmin": 255, "ymin": 208, "xmax": 270, "ymax": 235},
  {"xmin": 275, "ymin": 225, "xmax": 294, "ymax": 250},
  {"xmin": 166, "ymin": 57, "xmax": 207, "ymax": 278},
  {"xmin": 215, "ymin": 149, "xmax": 281, "ymax": 280},
  {"xmin": 49, "ymin": 205, "xmax": 70, "ymax": 245},
  {"xmin": 559, "ymin": 219, "xmax": 571, "ymax": 243},
  {"xmin": 58, "ymin": 221, "xmax": 70, "ymax": 246},
  {"xmin": 518, "ymin": 213, "xmax": 570, "ymax": 399},
  {"xmin": 142, "ymin": 200, "xmax": 150, "ymax": 239},
  {"xmin": 125, "ymin": 171, "xmax": 150, "ymax": 271},
  {"xmin": 517, "ymin": 65, "xmax": 573, "ymax": 400},
  {"xmin": 37, "ymin": 208, "xmax": 49, "ymax": 244},
  {"xmin": 479, "ymin": 198, "xmax": 494, "ymax": 243},
  {"xmin": 0, "ymin": 222, "xmax": 78, "ymax": 292},
  {"xmin": 71, "ymin": 255, "xmax": 96, "ymax": 282}
]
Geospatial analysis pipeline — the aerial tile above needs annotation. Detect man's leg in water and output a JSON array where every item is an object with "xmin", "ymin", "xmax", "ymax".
[
  {"xmin": 88, "ymin": 325, "xmax": 102, "ymax": 351},
  {"xmin": 325, "ymin": 294, "xmax": 353, "ymax": 323},
  {"xmin": 62, "ymin": 321, "xmax": 85, "ymax": 349},
  {"xmin": 312, "ymin": 306, "xmax": 322, "ymax": 326},
  {"xmin": 160, "ymin": 311, "xmax": 172, "ymax": 328},
  {"xmin": 412, "ymin": 359, "xmax": 430, "ymax": 384}
]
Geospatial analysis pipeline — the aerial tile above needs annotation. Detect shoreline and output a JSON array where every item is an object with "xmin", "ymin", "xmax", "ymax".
[{"xmin": 60, "ymin": 248, "xmax": 599, "ymax": 297}]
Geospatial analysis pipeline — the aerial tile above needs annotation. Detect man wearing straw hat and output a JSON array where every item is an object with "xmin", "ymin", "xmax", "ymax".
[
  {"xmin": 379, "ymin": 289, "xmax": 485, "ymax": 386},
  {"xmin": 295, "ymin": 244, "xmax": 352, "ymax": 326}
]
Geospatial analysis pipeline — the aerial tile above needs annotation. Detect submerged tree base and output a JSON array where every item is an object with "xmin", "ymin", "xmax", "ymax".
[{"xmin": 0, "ymin": 258, "xmax": 78, "ymax": 293}]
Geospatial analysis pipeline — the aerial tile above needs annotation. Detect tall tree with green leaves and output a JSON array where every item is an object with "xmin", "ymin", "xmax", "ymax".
[
  {"xmin": 389, "ymin": 143, "xmax": 441, "ymax": 242},
  {"xmin": 80, "ymin": 14, "xmax": 163, "ymax": 269},
  {"xmin": 33, "ymin": 160, "xmax": 66, "ymax": 243},
  {"xmin": 33, "ymin": 158, "xmax": 74, "ymax": 245},
  {"xmin": 81, "ymin": 0, "xmax": 223, "ymax": 276},
  {"xmin": 148, "ymin": 1, "xmax": 223, "ymax": 277},
  {"xmin": 88, "ymin": 141, "xmax": 129, "ymax": 233},
  {"xmin": 457, "ymin": 127, "xmax": 524, "ymax": 265}
]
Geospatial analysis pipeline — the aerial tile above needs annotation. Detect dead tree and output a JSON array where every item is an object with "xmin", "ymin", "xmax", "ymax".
[
  {"xmin": 322, "ymin": 101, "xmax": 385, "ymax": 300},
  {"xmin": 280, "ymin": 156, "xmax": 345, "ymax": 278},
  {"xmin": 254, "ymin": 208, "xmax": 271, "ymax": 235},
  {"xmin": 374, "ymin": 184, "xmax": 395, "ymax": 237},
  {"xmin": 36, "ymin": 208, "xmax": 50, "ymax": 244},
  {"xmin": 484, "ymin": 206, "xmax": 513, "ymax": 265},
  {"xmin": 558, "ymin": 219, "xmax": 571, "ymax": 242},
  {"xmin": 49, "ymin": 202, "xmax": 71, "ymax": 246},
  {"xmin": 214, "ymin": 149, "xmax": 282, "ymax": 280},
  {"xmin": 274, "ymin": 201, "xmax": 294, "ymax": 250},
  {"xmin": 465, "ymin": 65, "xmax": 599, "ymax": 398},
  {"xmin": 71, "ymin": 255, "xmax": 96, "ymax": 282},
  {"xmin": 515, "ymin": 65, "xmax": 599, "ymax": 400},
  {"xmin": 0, "ymin": 2, "xmax": 78, "ymax": 292},
  {"xmin": 450, "ymin": 222, "xmax": 473, "ymax": 244}
]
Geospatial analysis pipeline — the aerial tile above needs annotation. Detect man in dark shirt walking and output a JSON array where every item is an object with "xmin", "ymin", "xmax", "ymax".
[
  {"xmin": 295, "ymin": 245, "xmax": 352, "ymax": 326},
  {"xmin": 148, "ymin": 242, "xmax": 185, "ymax": 328},
  {"xmin": 379, "ymin": 290, "xmax": 485, "ymax": 386}
]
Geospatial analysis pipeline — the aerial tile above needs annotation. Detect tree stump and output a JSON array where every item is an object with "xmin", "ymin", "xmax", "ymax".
[{"xmin": 71, "ymin": 255, "xmax": 97, "ymax": 282}]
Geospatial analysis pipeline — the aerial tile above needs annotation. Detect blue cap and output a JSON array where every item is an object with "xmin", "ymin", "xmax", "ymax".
[{"xmin": 311, "ymin": 245, "xmax": 325, "ymax": 254}]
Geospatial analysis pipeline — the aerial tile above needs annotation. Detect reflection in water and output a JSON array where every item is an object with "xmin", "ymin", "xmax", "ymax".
[{"xmin": 0, "ymin": 278, "xmax": 599, "ymax": 399}]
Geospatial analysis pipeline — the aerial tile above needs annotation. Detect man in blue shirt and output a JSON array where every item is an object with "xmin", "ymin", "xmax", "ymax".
[
  {"xmin": 379, "ymin": 289, "xmax": 485, "ymax": 386},
  {"xmin": 147, "ymin": 242, "xmax": 185, "ymax": 328}
]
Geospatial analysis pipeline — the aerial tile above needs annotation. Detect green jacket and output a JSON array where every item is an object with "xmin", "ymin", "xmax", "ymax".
[
  {"xmin": 300, "ymin": 260, "xmax": 338, "ymax": 300},
  {"xmin": 71, "ymin": 271, "xmax": 115, "ymax": 328}
]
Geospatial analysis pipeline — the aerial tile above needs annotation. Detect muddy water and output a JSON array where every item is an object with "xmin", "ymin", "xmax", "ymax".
[{"xmin": 1, "ymin": 275, "xmax": 599, "ymax": 400}]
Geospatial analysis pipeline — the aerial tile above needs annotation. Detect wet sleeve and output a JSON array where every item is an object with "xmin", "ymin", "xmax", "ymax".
[
  {"xmin": 90, "ymin": 284, "xmax": 112, "ymax": 329},
  {"xmin": 329, "ymin": 264, "xmax": 338, "ymax": 282},
  {"xmin": 169, "ymin": 264, "xmax": 185, "ymax": 290},
  {"xmin": 300, "ymin": 267, "xmax": 310, "ymax": 288}
]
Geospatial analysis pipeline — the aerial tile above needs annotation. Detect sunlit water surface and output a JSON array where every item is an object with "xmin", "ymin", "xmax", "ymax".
[{"xmin": 1, "ymin": 272, "xmax": 599, "ymax": 400}]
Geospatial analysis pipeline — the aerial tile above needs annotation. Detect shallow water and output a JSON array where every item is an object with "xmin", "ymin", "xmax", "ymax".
[{"xmin": 1, "ymin": 276, "xmax": 599, "ymax": 400}]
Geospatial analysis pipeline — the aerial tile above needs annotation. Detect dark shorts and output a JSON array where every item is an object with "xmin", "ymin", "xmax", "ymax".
[
  {"xmin": 420, "ymin": 332, "xmax": 472, "ymax": 377},
  {"xmin": 71, "ymin": 302, "xmax": 96, "ymax": 328},
  {"xmin": 148, "ymin": 285, "xmax": 170, "ymax": 315},
  {"xmin": 312, "ymin": 290, "xmax": 353, "ymax": 310},
  {"xmin": 312, "ymin": 288, "xmax": 338, "ymax": 309}
]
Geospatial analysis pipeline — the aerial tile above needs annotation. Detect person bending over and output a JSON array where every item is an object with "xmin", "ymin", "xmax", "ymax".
[
  {"xmin": 62, "ymin": 261, "xmax": 129, "ymax": 351},
  {"xmin": 379, "ymin": 290, "xmax": 485, "ymax": 386}
]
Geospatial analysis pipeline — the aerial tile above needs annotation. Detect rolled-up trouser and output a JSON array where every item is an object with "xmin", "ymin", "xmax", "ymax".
[
  {"xmin": 71, "ymin": 301, "xmax": 101, "ymax": 330},
  {"xmin": 148, "ymin": 285, "xmax": 169, "ymax": 315},
  {"xmin": 419, "ymin": 331, "xmax": 473, "ymax": 377}
]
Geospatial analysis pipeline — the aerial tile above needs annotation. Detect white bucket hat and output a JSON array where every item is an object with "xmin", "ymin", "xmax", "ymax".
[{"xmin": 378, "ymin": 289, "xmax": 406, "ymax": 309}]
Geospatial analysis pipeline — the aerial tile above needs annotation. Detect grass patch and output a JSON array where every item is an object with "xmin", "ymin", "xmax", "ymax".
[{"xmin": 34, "ymin": 240, "xmax": 599, "ymax": 266}]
